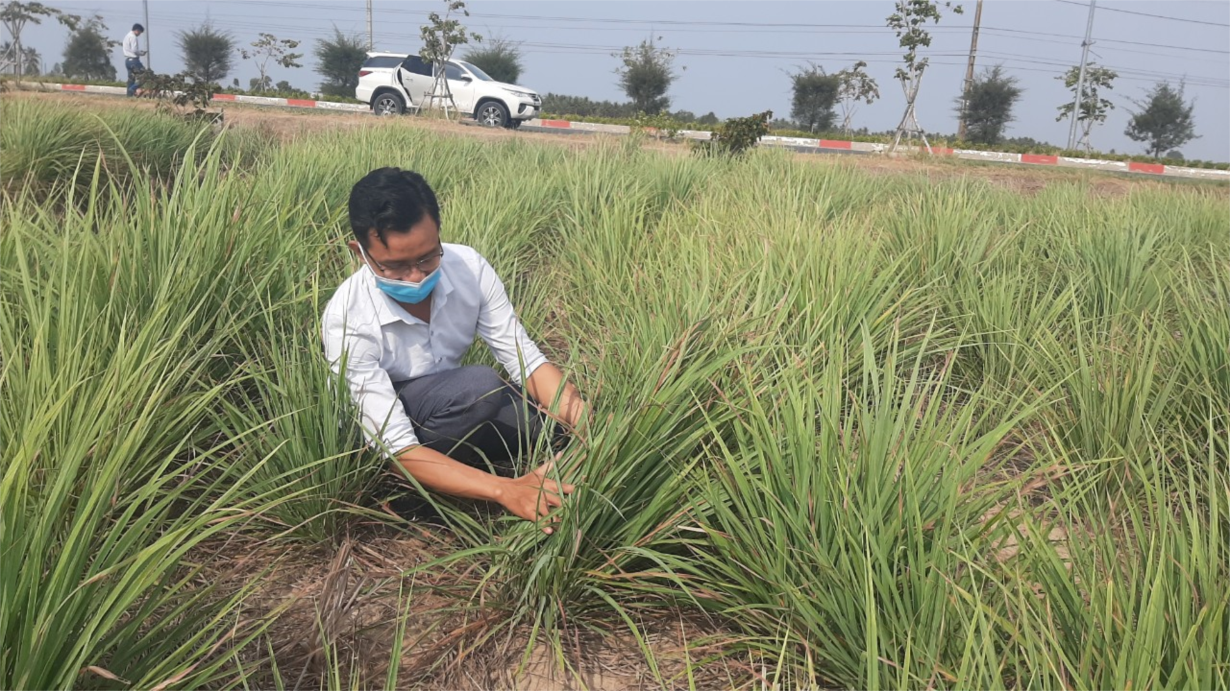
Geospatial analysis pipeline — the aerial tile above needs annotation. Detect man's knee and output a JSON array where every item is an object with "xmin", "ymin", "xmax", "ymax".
[{"xmin": 445, "ymin": 366, "xmax": 513, "ymax": 416}]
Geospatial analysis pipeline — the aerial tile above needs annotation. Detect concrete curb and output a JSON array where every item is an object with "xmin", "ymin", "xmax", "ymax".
[
  {"xmin": 12, "ymin": 80, "xmax": 370, "ymax": 113},
  {"xmin": 13, "ymin": 81, "xmax": 1227, "ymax": 181},
  {"xmin": 522, "ymin": 116, "xmax": 1228, "ymax": 181}
]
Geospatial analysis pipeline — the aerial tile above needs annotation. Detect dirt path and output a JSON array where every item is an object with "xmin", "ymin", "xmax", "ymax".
[{"xmin": 11, "ymin": 91, "xmax": 1224, "ymax": 197}]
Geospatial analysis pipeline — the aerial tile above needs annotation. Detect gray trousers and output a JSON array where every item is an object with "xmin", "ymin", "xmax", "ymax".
[{"xmin": 392, "ymin": 365, "xmax": 547, "ymax": 473}]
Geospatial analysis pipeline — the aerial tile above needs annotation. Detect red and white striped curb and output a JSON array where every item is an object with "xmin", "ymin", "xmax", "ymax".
[
  {"xmin": 529, "ymin": 118, "xmax": 1228, "ymax": 181},
  {"xmin": 18, "ymin": 81, "xmax": 1228, "ymax": 181}
]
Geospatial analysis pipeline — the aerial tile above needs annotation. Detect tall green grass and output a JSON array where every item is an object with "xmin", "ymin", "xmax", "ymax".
[{"xmin": 2, "ymin": 101, "xmax": 1227, "ymax": 689}]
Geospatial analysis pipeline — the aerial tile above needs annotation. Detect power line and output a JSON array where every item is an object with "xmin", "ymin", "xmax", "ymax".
[
  {"xmin": 1054, "ymin": 0, "xmax": 1230, "ymax": 28},
  {"xmin": 50, "ymin": 2, "xmax": 1230, "ymax": 89},
  {"xmin": 53, "ymin": 2, "xmax": 1230, "ymax": 56}
]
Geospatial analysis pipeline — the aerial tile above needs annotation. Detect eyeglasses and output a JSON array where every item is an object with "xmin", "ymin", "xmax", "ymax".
[{"xmin": 359, "ymin": 244, "xmax": 444, "ymax": 279}]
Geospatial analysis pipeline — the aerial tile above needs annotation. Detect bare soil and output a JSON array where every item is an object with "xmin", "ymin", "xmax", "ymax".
[
  {"xmin": 11, "ymin": 91, "xmax": 1224, "ymax": 198},
  {"xmin": 204, "ymin": 524, "xmax": 743, "ymax": 691}
]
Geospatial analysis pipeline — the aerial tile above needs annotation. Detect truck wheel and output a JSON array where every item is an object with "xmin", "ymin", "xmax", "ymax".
[
  {"xmin": 373, "ymin": 92, "xmax": 405, "ymax": 116},
  {"xmin": 477, "ymin": 101, "xmax": 509, "ymax": 127}
]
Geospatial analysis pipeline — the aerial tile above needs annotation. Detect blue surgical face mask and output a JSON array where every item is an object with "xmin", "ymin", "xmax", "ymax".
[
  {"xmin": 358, "ymin": 245, "xmax": 443, "ymax": 304},
  {"xmin": 372, "ymin": 266, "xmax": 441, "ymax": 304}
]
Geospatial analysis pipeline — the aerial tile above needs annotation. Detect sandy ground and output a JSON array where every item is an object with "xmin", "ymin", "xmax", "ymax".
[
  {"xmin": 10, "ymin": 90, "xmax": 1224, "ymax": 199},
  {"xmin": 205, "ymin": 520, "xmax": 741, "ymax": 690}
]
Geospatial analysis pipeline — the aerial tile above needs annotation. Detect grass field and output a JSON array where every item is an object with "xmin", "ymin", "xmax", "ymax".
[{"xmin": 2, "ymin": 95, "xmax": 1228, "ymax": 690}]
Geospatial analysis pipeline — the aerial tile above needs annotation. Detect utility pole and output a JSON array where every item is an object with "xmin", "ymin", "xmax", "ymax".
[
  {"xmin": 1066, "ymin": 0, "xmax": 1096, "ymax": 150},
  {"xmin": 142, "ymin": 0, "xmax": 150, "ymax": 70},
  {"xmin": 958, "ymin": 0, "xmax": 983, "ymax": 140},
  {"xmin": 367, "ymin": 0, "xmax": 374, "ymax": 50}
]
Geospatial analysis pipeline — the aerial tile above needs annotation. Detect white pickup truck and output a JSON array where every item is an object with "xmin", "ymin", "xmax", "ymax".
[{"xmin": 355, "ymin": 52, "xmax": 543, "ymax": 128}]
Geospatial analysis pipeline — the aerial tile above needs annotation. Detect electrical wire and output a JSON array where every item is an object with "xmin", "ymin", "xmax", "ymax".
[{"xmin": 1053, "ymin": 0, "xmax": 1230, "ymax": 28}]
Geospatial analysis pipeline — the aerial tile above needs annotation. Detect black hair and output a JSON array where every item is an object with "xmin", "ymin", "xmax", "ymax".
[
  {"xmin": 132, "ymin": 23, "xmax": 144, "ymax": 31},
  {"xmin": 348, "ymin": 167, "xmax": 441, "ymax": 248}
]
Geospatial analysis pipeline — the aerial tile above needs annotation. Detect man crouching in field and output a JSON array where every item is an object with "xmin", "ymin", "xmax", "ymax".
[{"xmin": 322, "ymin": 167, "xmax": 586, "ymax": 532}]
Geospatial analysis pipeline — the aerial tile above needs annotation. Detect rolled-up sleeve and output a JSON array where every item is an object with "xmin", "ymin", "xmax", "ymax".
[
  {"xmin": 475, "ymin": 257, "xmax": 548, "ymax": 385},
  {"xmin": 322, "ymin": 308, "xmax": 420, "ymax": 455}
]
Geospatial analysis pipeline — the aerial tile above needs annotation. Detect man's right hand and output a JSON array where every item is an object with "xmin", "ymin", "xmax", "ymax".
[{"xmin": 496, "ymin": 459, "xmax": 575, "ymax": 533}]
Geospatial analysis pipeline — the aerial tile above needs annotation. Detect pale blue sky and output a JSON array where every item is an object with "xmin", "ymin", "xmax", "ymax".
[{"xmin": 16, "ymin": 1, "xmax": 1230, "ymax": 160}]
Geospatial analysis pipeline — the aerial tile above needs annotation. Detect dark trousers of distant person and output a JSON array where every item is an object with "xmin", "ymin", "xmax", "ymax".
[{"xmin": 125, "ymin": 57, "xmax": 144, "ymax": 97}]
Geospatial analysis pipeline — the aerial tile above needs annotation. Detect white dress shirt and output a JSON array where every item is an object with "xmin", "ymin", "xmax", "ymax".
[
  {"xmin": 322, "ymin": 242, "xmax": 549, "ymax": 454},
  {"xmin": 122, "ymin": 31, "xmax": 144, "ymax": 59}
]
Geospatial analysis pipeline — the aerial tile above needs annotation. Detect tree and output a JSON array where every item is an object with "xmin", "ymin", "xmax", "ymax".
[
  {"xmin": 540, "ymin": 93, "xmax": 636, "ymax": 118},
  {"xmin": 1, "ymin": 2, "xmax": 80, "ymax": 79},
  {"xmin": 613, "ymin": 36, "xmax": 678, "ymax": 115},
  {"xmin": 0, "ymin": 40, "xmax": 40, "ymax": 74},
  {"xmin": 1055, "ymin": 64, "xmax": 1117, "ymax": 151},
  {"xmin": 1125, "ymin": 80, "xmax": 1198, "ymax": 158},
  {"xmin": 462, "ymin": 35, "xmax": 523, "ymax": 84},
  {"xmin": 60, "ymin": 15, "xmax": 116, "ymax": 81},
  {"xmin": 835, "ymin": 61, "xmax": 880, "ymax": 134},
  {"xmin": 177, "ymin": 22, "xmax": 233, "ymax": 84},
  {"xmin": 314, "ymin": 28, "xmax": 367, "ymax": 97},
  {"xmin": 249, "ymin": 75, "xmax": 271, "ymax": 92},
  {"xmin": 789, "ymin": 63, "xmax": 840, "ymax": 132},
  {"xmin": 239, "ymin": 33, "xmax": 302, "ymax": 94},
  {"xmin": 419, "ymin": 0, "xmax": 481, "ymax": 116},
  {"xmin": 885, "ymin": 0, "xmax": 962, "ymax": 152},
  {"xmin": 955, "ymin": 65, "xmax": 1021, "ymax": 145}
]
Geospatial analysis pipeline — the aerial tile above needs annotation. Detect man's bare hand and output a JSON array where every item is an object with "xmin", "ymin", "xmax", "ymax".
[{"xmin": 496, "ymin": 458, "xmax": 575, "ymax": 534}]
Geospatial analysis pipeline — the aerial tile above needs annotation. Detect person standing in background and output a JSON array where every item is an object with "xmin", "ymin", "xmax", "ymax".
[{"xmin": 122, "ymin": 23, "xmax": 146, "ymax": 97}]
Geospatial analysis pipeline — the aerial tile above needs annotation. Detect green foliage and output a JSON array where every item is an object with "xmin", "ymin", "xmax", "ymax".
[
  {"xmin": 0, "ymin": 0, "xmax": 79, "ymax": 27},
  {"xmin": 1, "ymin": 40, "xmax": 40, "ymax": 74},
  {"xmin": 176, "ymin": 21, "xmax": 234, "ymax": 84},
  {"xmin": 1126, "ymin": 79, "xmax": 1199, "ymax": 158},
  {"xmin": 613, "ymin": 36, "xmax": 678, "ymax": 115},
  {"xmin": 630, "ymin": 110, "xmax": 683, "ymax": 140},
  {"xmin": 419, "ymin": 0, "xmax": 481, "ymax": 71},
  {"xmin": 0, "ymin": 0, "xmax": 82, "ymax": 82},
  {"xmin": 836, "ymin": 60, "xmax": 880, "ymax": 133},
  {"xmin": 2, "ymin": 98, "xmax": 1228, "ymax": 689},
  {"xmin": 1, "ymin": 128, "xmax": 287, "ymax": 689},
  {"xmin": 313, "ymin": 27, "xmax": 367, "ymax": 98},
  {"xmin": 539, "ymin": 94, "xmax": 712, "ymax": 125},
  {"xmin": 532, "ymin": 109, "xmax": 1228, "ymax": 169},
  {"xmin": 140, "ymin": 71, "xmax": 220, "ymax": 117},
  {"xmin": 541, "ymin": 93, "xmax": 637, "ymax": 119},
  {"xmin": 956, "ymin": 64, "xmax": 1022, "ymax": 145},
  {"xmin": 239, "ymin": 33, "xmax": 302, "ymax": 94},
  {"xmin": 693, "ymin": 109, "xmax": 772, "ymax": 158},
  {"xmin": 886, "ymin": 0, "xmax": 962, "ymax": 83},
  {"xmin": 0, "ymin": 96, "xmax": 248, "ymax": 200},
  {"xmin": 1056, "ymin": 63, "xmax": 1117, "ymax": 151},
  {"xmin": 59, "ymin": 15, "xmax": 115, "ymax": 82},
  {"xmin": 789, "ymin": 63, "xmax": 840, "ymax": 132},
  {"xmin": 887, "ymin": 1, "xmax": 962, "ymax": 150},
  {"xmin": 462, "ymin": 36, "xmax": 524, "ymax": 84}
]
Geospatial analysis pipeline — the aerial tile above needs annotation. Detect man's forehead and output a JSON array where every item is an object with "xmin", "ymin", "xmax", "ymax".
[{"xmin": 367, "ymin": 229, "xmax": 439, "ymax": 256}]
